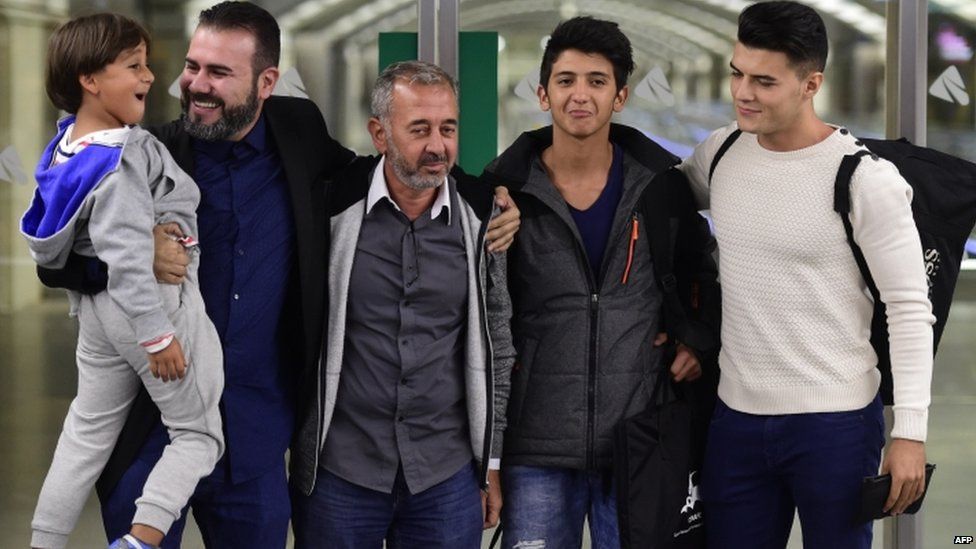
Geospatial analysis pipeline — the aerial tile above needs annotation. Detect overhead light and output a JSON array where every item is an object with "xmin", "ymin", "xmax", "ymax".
[{"xmin": 559, "ymin": 1, "xmax": 579, "ymax": 20}]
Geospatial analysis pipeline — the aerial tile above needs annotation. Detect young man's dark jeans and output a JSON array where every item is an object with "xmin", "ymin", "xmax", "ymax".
[
  {"xmin": 291, "ymin": 462, "xmax": 483, "ymax": 549},
  {"xmin": 703, "ymin": 395, "xmax": 885, "ymax": 549},
  {"xmin": 501, "ymin": 465, "xmax": 620, "ymax": 549}
]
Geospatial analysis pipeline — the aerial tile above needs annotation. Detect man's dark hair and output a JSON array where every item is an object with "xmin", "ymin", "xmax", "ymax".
[
  {"xmin": 46, "ymin": 13, "xmax": 151, "ymax": 113},
  {"xmin": 738, "ymin": 1, "xmax": 828, "ymax": 75},
  {"xmin": 540, "ymin": 16, "xmax": 634, "ymax": 92},
  {"xmin": 198, "ymin": 1, "xmax": 280, "ymax": 72}
]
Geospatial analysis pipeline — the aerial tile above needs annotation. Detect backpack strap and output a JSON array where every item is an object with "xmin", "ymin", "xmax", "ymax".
[
  {"xmin": 488, "ymin": 523, "xmax": 503, "ymax": 549},
  {"xmin": 708, "ymin": 129, "xmax": 743, "ymax": 184},
  {"xmin": 833, "ymin": 150, "xmax": 881, "ymax": 303}
]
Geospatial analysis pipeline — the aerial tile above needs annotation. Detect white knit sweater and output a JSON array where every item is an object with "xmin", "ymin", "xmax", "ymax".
[{"xmin": 680, "ymin": 123, "xmax": 934, "ymax": 441}]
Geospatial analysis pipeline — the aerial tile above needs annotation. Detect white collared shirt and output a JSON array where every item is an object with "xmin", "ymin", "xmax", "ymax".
[{"xmin": 365, "ymin": 155, "xmax": 452, "ymax": 224}]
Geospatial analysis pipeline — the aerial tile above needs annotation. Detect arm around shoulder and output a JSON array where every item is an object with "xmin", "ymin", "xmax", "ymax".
[
  {"xmin": 668, "ymin": 168, "xmax": 721, "ymax": 359},
  {"xmin": 36, "ymin": 252, "xmax": 108, "ymax": 294}
]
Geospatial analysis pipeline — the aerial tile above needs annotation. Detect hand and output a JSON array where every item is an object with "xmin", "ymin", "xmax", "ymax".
[
  {"xmin": 148, "ymin": 338, "xmax": 187, "ymax": 382},
  {"xmin": 153, "ymin": 223, "xmax": 189, "ymax": 284},
  {"xmin": 881, "ymin": 438, "xmax": 926, "ymax": 515},
  {"xmin": 653, "ymin": 333, "xmax": 702, "ymax": 382},
  {"xmin": 482, "ymin": 469, "xmax": 502, "ymax": 529},
  {"xmin": 670, "ymin": 343, "xmax": 702, "ymax": 382},
  {"xmin": 486, "ymin": 186, "xmax": 520, "ymax": 253}
]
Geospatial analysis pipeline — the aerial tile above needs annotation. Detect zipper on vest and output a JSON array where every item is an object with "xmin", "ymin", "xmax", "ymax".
[
  {"xmin": 477, "ymin": 225, "xmax": 494, "ymax": 489},
  {"xmin": 587, "ymin": 292, "xmax": 599, "ymax": 469},
  {"xmin": 621, "ymin": 213, "xmax": 639, "ymax": 284}
]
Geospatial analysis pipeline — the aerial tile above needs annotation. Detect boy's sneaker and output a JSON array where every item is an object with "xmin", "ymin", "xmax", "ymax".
[{"xmin": 108, "ymin": 534, "xmax": 159, "ymax": 549}]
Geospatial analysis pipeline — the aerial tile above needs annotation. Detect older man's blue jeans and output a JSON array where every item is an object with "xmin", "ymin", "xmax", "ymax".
[
  {"xmin": 500, "ymin": 465, "xmax": 620, "ymax": 549},
  {"xmin": 291, "ymin": 462, "xmax": 483, "ymax": 549}
]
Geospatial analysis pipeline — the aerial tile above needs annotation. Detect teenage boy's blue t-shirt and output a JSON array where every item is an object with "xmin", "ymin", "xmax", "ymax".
[{"xmin": 569, "ymin": 143, "xmax": 624, "ymax": 284}]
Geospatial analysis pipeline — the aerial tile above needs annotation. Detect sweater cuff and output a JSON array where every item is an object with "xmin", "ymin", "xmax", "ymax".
[
  {"xmin": 891, "ymin": 408, "xmax": 928, "ymax": 442},
  {"xmin": 132, "ymin": 308, "xmax": 176, "ymax": 349},
  {"xmin": 142, "ymin": 333, "xmax": 175, "ymax": 354}
]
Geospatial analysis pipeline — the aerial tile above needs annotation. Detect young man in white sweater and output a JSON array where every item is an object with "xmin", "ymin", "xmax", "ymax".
[{"xmin": 679, "ymin": 2, "xmax": 934, "ymax": 548}]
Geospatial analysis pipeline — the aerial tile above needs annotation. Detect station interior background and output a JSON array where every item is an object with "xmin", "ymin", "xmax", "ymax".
[{"xmin": 1, "ymin": 0, "xmax": 974, "ymax": 547}]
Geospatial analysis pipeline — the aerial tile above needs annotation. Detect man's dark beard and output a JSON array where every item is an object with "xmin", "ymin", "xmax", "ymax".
[{"xmin": 181, "ymin": 86, "xmax": 259, "ymax": 141}]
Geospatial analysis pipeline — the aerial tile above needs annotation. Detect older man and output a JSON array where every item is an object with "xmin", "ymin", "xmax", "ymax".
[{"xmin": 289, "ymin": 61, "xmax": 515, "ymax": 549}]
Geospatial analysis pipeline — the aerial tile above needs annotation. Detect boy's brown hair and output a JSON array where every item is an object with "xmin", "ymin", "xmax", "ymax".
[{"xmin": 46, "ymin": 13, "xmax": 152, "ymax": 113}]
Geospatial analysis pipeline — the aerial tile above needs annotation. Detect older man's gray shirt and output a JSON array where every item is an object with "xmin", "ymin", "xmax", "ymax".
[{"xmin": 321, "ymin": 182, "xmax": 472, "ymax": 494}]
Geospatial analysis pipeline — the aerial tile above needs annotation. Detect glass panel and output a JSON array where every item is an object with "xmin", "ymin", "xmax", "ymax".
[
  {"xmin": 924, "ymin": 4, "xmax": 976, "ymax": 549},
  {"xmin": 462, "ymin": 0, "xmax": 888, "ymax": 156},
  {"xmin": 927, "ymin": 2, "xmax": 976, "ymax": 162},
  {"xmin": 927, "ymin": 1, "xmax": 976, "ymax": 271}
]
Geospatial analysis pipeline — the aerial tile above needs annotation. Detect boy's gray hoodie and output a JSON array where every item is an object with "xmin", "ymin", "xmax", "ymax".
[{"xmin": 21, "ymin": 119, "xmax": 200, "ymax": 347}]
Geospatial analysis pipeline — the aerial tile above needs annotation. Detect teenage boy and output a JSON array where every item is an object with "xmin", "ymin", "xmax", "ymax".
[
  {"xmin": 482, "ymin": 17, "xmax": 720, "ymax": 548},
  {"xmin": 679, "ymin": 3, "xmax": 934, "ymax": 548}
]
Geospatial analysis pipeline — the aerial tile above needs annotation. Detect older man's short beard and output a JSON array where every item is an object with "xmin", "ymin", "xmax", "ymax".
[
  {"xmin": 181, "ymin": 83, "xmax": 260, "ymax": 141},
  {"xmin": 386, "ymin": 134, "xmax": 450, "ymax": 191}
]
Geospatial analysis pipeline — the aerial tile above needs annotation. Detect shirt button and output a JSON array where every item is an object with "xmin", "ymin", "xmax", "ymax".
[
  {"xmin": 238, "ymin": 249, "xmax": 245, "ymax": 256},
  {"xmin": 398, "ymin": 416, "xmax": 405, "ymax": 422},
  {"xmin": 233, "ymin": 293, "xmax": 240, "ymax": 300},
  {"xmin": 401, "ymin": 377, "xmax": 408, "ymax": 385},
  {"xmin": 402, "ymin": 339, "xmax": 410, "ymax": 346},
  {"xmin": 404, "ymin": 300, "xmax": 411, "ymax": 307},
  {"xmin": 840, "ymin": 128, "xmax": 849, "ymax": 135}
]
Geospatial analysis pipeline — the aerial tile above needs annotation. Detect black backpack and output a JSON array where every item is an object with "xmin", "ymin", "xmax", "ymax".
[{"xmin": 709, "ymin": 129, "xmax": 976, "ymax": 404}]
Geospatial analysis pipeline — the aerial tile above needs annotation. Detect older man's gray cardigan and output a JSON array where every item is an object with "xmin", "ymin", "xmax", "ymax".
[{"xmin": 291, "ymin": 157, "xmax": 515, "ymax": 495}]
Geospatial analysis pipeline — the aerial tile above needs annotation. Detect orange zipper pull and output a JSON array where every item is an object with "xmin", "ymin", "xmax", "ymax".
[{"xmin": 622, "ymin": 214, "xmax": 639, "ymax": 284}]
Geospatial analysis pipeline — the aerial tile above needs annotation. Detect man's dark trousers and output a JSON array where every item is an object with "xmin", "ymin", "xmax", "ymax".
[
  {"xmin": 291, "ymin": 463, "xmax": 483, "ymax": 549},
  {"xmin": 702, "ymin": 395, "xmax": 885, "ymax": 549},
  {"xmin": 101, "ymin": 424, "xmax": 290, "ymax": 548}
]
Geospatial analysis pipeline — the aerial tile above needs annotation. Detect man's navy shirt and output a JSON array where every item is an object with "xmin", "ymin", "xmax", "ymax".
[{"xmin": 147, "ymin": 114, "xmax": 297, "ymax": 484}]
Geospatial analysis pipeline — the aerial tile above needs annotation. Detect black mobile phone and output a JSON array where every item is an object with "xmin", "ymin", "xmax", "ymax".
[{"xmin": 856, "ymin": 463, "xmax": 936, "ymax": 523}]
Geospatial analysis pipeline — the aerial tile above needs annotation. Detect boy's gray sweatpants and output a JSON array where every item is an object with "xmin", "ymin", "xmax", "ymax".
[{"xmin": 31, "ymin": 276, "xmax": 224, "ymax": 549}]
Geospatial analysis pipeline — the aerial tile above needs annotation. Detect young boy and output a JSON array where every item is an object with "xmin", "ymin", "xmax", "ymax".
[{"xmin": 20, "ymin": 14, "xmax": 224, "ymax": 549}]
